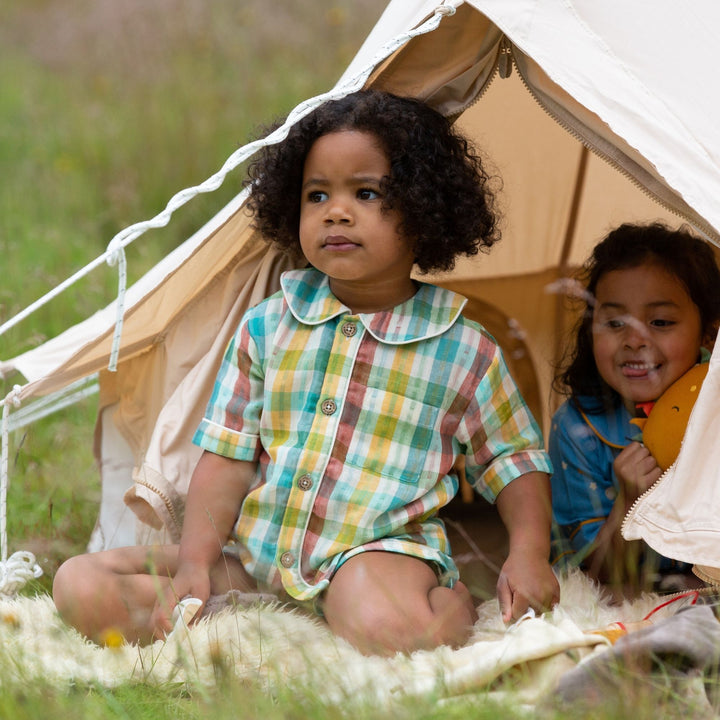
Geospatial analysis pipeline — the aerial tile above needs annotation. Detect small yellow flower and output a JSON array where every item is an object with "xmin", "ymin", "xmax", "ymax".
[
  {"xmin": 1, "ymin": 612, "xmax": 20, "ymax": 630},
  {"xmin": 99, "ymin": 627, "xmax": 126, "ymax": 649}
]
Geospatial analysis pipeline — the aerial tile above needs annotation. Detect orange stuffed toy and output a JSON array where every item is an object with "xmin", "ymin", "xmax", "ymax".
[{"xmin": 630, "ymin": 363, "xmax": 708, "ymax": 471}]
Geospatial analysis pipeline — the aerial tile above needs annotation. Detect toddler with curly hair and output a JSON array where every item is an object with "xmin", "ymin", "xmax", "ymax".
[{"xmin": 54, "ymin": 90, "xmax": 558, "ymax": 655}]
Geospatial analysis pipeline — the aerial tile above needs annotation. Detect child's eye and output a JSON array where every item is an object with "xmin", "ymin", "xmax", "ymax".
[
  {"xmin": 307, "ymin": 191, "xmax": 328, "ymax": 203},
  {"xmin": 357, "ymin": 188, "xmax": 380, "ymax": 201},
  {"xmin": 605, "ymin": 318, "xmax": 625, "ymax": 329},
  {"xmin": 650, "ymin": 318, "xmax": 676, "ymax": 328}
]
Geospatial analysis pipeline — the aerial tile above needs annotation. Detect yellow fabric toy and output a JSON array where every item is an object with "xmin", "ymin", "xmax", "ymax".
[{"xmin": 630, "ymin": 363, "xmax": 708, "ymax": 471}]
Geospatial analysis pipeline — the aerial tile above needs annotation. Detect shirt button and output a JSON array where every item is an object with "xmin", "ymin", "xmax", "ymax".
[
  {"xmin": 321, "ymin": 399, "xmax": 337, "ymax": 415},
  {"xmin": 341, "ymin": 322, "xmax": 357, "ymax": 337},
  {"xmin": 297, "ymin": 474, "xmax": 313, "ymax": 491},
  {"xmin": 280, "ymin": 552, "xmax": 295, "ymax": 568}
]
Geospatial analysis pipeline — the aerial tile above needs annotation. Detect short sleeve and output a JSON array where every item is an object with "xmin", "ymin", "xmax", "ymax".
[
  {"xmin": 462, "ymin": 344, "xmax": 552, "ymax": 502},
  {"xmin": 193, "ymin": 316, "xmax": 265, "ymax": 461}
]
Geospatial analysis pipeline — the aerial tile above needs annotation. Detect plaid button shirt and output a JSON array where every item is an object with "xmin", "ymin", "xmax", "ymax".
[{"xmin": 194, "ymin": 268, "xmax": 551, "ymax": 600}]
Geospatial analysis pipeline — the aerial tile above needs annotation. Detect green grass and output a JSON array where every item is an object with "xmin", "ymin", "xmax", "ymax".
[{"xmin": 0, "ymin": 679, "xmax": 534, "ymax": 720}]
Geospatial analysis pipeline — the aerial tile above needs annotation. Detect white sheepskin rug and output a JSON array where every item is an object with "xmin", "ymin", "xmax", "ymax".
[{"xmin": 0, "ymin": 572, "xmax": 699, "ymax": 708}]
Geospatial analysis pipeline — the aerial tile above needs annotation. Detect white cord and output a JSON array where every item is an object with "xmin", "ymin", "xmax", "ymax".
[
  {"xmin": 0, "ymin": 389, "xmax": 43, "ymax": 596},
  {"xmin": 106, "ymin": 244, "xmax": 127, "ymax": 372},
  {"xmin": 0, "ymin": 551, "xmax": 43, "ymax": 598},
  {"xmin": 1, "ymin": 388, "xmax": 21, "ymax": 563},
  {"xmin": 6, "ymin": 376, "xmax": 99, "ymax": 433}
]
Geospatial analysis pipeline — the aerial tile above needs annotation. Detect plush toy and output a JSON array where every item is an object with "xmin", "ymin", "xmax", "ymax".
[{"xmin": 630, "ymin": 363, "xmax": 708, "ymax": 471}]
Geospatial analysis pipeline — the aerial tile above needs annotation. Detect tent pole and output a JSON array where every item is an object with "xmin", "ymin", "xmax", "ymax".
[
  {"xmin": 551, "ymin": 145, "xmax": 589, "ymax": 413},
  {"xmin": 559, "ymin": 144, "xmax": 589, "ymax": 270}
]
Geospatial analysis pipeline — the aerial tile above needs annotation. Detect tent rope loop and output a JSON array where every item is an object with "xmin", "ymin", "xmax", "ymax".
[
  {"xmin": 0, "ymin": 387, "xmax": 43, "ymax": 597},
  {"xmin": 0, "ymin": 552, "xmax": 43, "ymax": 598},
  {"xmin": 105, "ymin": 241, "xmax": 128, "ymax": 372},
  {"xmin": 435, "ymin": 3, "xmax": 457, "ymax": 17}
]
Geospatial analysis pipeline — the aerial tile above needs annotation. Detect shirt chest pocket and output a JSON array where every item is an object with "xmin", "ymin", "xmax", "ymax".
[{"xmin": 344, "ymin": 387, "xmax": 443, "ymax": 485}]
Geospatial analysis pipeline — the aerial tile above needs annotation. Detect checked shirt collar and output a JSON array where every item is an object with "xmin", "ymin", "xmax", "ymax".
[{"xmin": 280, "ymin": 268, "xmax": 467, "ymax": 345}]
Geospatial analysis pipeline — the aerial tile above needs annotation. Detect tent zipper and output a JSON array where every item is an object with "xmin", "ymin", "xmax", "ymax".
[
  {"xmin": 621, "ymin": 467, "xmax": 720, "ymax": 588},
  {"xmin": 461, "ymin": 37, "xmax": 720, "ymax": 244},
  {"xmin": 620, "ymin": 463, "xmax": 670, "ymax": 537}
]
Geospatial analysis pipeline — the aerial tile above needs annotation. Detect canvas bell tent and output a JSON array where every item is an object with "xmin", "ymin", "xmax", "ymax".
[{"xmin": 2, "ymin": 0, "xmax": 720, "ymax": 580}]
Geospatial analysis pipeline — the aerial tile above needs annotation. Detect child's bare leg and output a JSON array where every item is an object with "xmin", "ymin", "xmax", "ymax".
[
  {"xmin": 322, "ymin": 551, "xmax": 477, "ymax": 655},
  {"xmin": 53, "ymin": 546, "xmax": 255, "ymax": 645},
  {"xmin": 53, "ymin": 546, "xmax": 178, "ymax": 644}
]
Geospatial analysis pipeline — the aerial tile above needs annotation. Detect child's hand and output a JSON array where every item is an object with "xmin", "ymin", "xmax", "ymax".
[
  {"xmin": 494, "ymin": 471, "xmax": 559, "ymax": 623},
  {"xmin": 151, "ymin": 562, "xmax": 211, "ymax": 639},
  {"xmin": 496, "ymin": 552, "xmax": 560, "ymax": 623},
  {"xmin": 613, "ymin": 441, "xmax": 662, "ymax": 505}
]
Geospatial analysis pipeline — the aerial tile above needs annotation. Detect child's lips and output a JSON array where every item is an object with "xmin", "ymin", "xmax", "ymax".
[
  {"xmin": 621, "ymin": 361, "xmax": 660, "ymax": 378},
  {"xmin": 323, "ymin": 235, "xmax": 359, "ymax": 250}
]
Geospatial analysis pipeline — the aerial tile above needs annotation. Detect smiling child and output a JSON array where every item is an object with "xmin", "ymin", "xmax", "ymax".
[{"xmin": 550, "ymin": 222, "xmax": 720, "ymax": 590}]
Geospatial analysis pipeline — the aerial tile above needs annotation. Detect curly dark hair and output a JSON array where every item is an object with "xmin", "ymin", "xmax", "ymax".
[
  {"xmin": 244, "ymin": 89, "xmax": 499, "ymax": 274},
  {"xmin": 555, "ymin": 222, "xmax": 720, "ymax": 410}
]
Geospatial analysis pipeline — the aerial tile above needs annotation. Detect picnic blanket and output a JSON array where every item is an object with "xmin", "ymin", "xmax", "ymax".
[{"xmin": 0, "ymin": 572, "xmax": 717, "ymax": 714}]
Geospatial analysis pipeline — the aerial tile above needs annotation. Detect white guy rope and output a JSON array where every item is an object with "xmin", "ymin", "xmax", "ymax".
[
  {"xmin": 7, "ymin": 375, "xmax": 99, "ymax": 434},
  {"xmin": 106, "ymin": 245, "xmax": 127, "ymax": 372},
  {"xmin": 0, "ymin": 2, "xmax": 458, "ymax": 361},
  {"xmin": 1, "ymin": 387, "xmax": 22, "ymax": 562},
  {"xmin": 0, "ymin": 387, "xmax": 43, "ymax": 596}
]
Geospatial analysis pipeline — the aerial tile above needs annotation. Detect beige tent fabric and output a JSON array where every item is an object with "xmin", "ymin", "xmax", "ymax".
[
  {"xmin": 622, "ymin": 333, "xmax": 720, "ymax": 584},
  {"xmin": 119, "ymin": 244, "xmax": 298, "ymax": 540},
  {"xmin": 364, "ymin": 3, "xmax": 717, "ymax": 240}
]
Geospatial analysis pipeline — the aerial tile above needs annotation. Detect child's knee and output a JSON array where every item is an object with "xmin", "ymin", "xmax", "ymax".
[
  {"xmin": 327, "ymin": 587, "xmax": 473, "ymax": 654},
  {"xmin": 428, "ymin": 582, "xmax": 478, "ymax": 642},
  {"xmin": 325, "ymin": 596, "xmax": 422, "ymax": 654},
  {"xmin": 323, "ymin": 555, "xmax": 475, "ymax": 654},
  {"xmin": 53, "ymin": 554, "xmax": 93, "ymax": 620}
]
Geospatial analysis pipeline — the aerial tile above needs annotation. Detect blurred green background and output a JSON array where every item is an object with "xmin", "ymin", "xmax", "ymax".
[{"xmin": 0, "ymin": 0, "xmax": 387, "ymax": 588}]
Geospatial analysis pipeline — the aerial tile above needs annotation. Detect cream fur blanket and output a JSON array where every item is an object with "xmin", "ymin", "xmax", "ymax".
[{"xmin": 0, "ymin": 573, "xmax": 698, "ymax": 708}]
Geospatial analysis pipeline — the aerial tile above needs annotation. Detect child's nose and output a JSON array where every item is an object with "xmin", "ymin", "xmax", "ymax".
[
  {"xmin": 324, "ymin": 198, "xmax": 353, "ymax": 224},
  {"xmin": 623, "ymin": 321, "xmax": 648, "ymax": 348}
]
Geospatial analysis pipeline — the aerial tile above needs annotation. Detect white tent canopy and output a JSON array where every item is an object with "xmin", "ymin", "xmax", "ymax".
[{"xmin": 2, "ymin": 0, "xmax": 720, "ymax": 566}]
